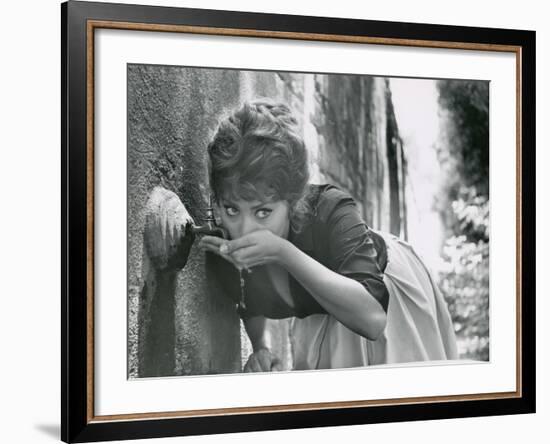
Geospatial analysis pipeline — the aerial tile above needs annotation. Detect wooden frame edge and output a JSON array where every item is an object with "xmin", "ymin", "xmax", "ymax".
[
  {"xmin": 86, "ymin": 19, "xmax": 95, "ymax": 424},
  {"xmin": 89, "ymin": 19, "xmax": 521, "ymax": 53},
  {"xmin": 90, "ymin": 391, "xmax": 520, "ymax": 423},
  {"xmin": 84, "ymin": 18, "xmax": 525, "ymax": 424}
]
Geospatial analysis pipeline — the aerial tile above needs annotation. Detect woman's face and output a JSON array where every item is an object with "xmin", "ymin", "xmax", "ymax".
[{"xmin": 216, "ymin": 194, "xmax": 291, "ymax": 240}]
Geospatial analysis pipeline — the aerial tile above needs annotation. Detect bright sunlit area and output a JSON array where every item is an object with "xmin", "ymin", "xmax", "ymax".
[{"xmin": 389, "ymin": 76, "xmax": 490, "ymax": 360}]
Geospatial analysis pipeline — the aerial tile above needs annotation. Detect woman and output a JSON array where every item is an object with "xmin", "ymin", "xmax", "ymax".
[{"xmin": 199, "ymin": 99, "xmax": 457, "ymax": 372}]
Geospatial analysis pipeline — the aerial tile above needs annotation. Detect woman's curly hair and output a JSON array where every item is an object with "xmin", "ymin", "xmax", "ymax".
[{"xmin": 207, "ymin": 99, "xmax": 313, "ymax": 233}]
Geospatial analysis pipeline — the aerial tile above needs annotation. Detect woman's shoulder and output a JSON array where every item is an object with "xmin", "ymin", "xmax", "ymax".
[
  {"xmin": 307, "ymin": 183, "xmax": 357, "ymax": 223},
  {"xmin": 307, "ymin": 184, "xmax": 389, "ymax": 286}
]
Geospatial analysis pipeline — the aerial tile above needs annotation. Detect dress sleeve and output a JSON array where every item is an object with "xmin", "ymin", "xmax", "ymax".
[{"xmin": 324, "ymin": 196, "xmax": 389, "ymax": 312}]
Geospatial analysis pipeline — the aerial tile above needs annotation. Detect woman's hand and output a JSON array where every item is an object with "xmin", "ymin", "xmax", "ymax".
[
  {"xmin": 197, "ymin": 235, "xmax": 243, "ymax": 270},
  {"xmin": 243, "ymin": 348, "xmax": 283, "ymax": 372},
  {"xmin": 198, "ymin": 230, "xmax": 287, "ymax": 270}
]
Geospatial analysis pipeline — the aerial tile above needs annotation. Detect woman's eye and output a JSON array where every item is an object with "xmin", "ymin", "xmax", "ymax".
[
  {"xmin": 256, "ymin": 209, "xmax": 272, "ymax": 219},
  {"xmin": 225, "ymin": 206, "xmax": 239, "ymax": 216}
]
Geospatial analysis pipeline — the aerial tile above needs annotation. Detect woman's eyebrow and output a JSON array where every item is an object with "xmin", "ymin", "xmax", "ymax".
[
  {"xmin": 221, "ymin": 199, "xmax": 271, "ymax": 209},
  {"xmin": 251, "ymin": 202, "xmax": 270, "ymax": 210}
]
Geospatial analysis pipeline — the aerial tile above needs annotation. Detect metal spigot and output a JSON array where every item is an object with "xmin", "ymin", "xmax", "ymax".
[{"xmin": 189, "ymin": 195, "xmax": 228, "ymax": 239}]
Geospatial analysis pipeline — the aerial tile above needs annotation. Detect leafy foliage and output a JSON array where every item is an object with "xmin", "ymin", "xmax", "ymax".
[
  {"xmin": 436, "ymin": 80, "xmax": 490, "ymax": 361},
  {"xmin": 437, "ymin": 80, "xmax": 489, "ymax": 197},
  {"xmin": 439, "ymin": 188, "xmax": 489, "ymax": 361}
]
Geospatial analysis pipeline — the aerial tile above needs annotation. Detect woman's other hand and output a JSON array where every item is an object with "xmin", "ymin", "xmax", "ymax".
[
  {"xmin": 224, "ymin": 229, "xmax": 287, "ymax": 269},
  {"xmin": 243, "ymin": 348, "xmax": 283, "ymax": 372},
  {"xmin": 198, "ymin": 230, "xmax": 287, "ymax": 270},
  {"xmin": 198, "ymin": 235, "xmax": 243, "ymax": 270}
]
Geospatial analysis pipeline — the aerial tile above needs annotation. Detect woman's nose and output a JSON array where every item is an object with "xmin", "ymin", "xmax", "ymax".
[{"xmin": 240, "ymin": 215, "xmax": 260, "ymax": 237}]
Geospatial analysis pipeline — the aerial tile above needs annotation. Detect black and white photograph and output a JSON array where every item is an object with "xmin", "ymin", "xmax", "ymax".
[{"xmin": 127, "ymin": 65, "xmax": 490, "ymax": 378}]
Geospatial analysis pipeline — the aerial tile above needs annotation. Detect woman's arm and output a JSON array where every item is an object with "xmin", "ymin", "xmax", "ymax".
[
  {"xmin": 243, "ymin": 315, "xmax": 269, "ymax": 352},
  {"xmin": 279, "ymin": 240, "xmax": 387, "ymax": 341},
  {"xmin": 242, "ymin": 315, "xmax": 282, "ymax": 372}
]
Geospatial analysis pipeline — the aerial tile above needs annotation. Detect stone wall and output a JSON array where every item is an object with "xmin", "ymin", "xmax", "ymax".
[{"xmin": 128, "ymin": 66, "xmax": 406, "ymax": 377}]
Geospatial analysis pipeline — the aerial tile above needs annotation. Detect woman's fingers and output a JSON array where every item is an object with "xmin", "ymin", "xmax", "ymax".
[
  {"xmin": 200, "ymin": 242, "xmax": 242, "ymax": 269},
  {"xmin": 199, "ymin": 236, "xmax": 233, "ymax": 258},
  {"xmin": 199, "ymin": 241, "xmax": 224, "ymax": 255},
  {"xmin": 243, "ymin": 350, "xmax": 279, "ymax": 372},
  {"xmin": 271, "ymin": 357, "xmax": 283, "ymax": 372},
  {"xmin": 231, "ymin": 245, "xmax": 261, "ymax": 263},
  {"xmin": 200, "ymin": 236, "xmax": 246, "ymax": 261},
  {"xmin": 256, "ymin": 349, "xmax": 274, "ymax": 371},
  {"xmin": 235, "ymin": 251, "xmax": 278, "ymax": 270},
  {"xmin": 199, "ymin": 235, "xmax": 273, "ymax": 271},
  {"xmin": 200, "ymin": 237, "xmax": 257, "ymax": 267},
  {"xmin": 244, "ymin": 354, "xmax": 262, "ymax": 372},
  {"xmin": 224, "ymin": 235, "xmax": 257, "ymax": 254},
  {"xmin": 198, "ymin": 235, "xmax": 225, "ymax": 249},
  {"xmin": 243, "ymin": 259, "xmax": 266, "ymax": 269}
]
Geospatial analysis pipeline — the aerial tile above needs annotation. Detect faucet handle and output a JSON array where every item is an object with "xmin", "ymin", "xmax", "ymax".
[{"xmin": 189, "ymin": 194, "xmax": 228, "ymax": 239}]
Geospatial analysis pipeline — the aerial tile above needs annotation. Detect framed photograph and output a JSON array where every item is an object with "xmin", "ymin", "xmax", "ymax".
[{"xmin": 61, "ymin": 0, "xmax": 535, "ymax": 442}]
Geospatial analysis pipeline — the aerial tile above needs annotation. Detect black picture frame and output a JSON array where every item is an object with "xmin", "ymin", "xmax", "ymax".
[{"xmin": 61, "ymin": 1, "xmax": 536, "ymax": 442}]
